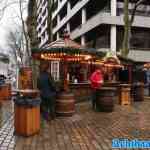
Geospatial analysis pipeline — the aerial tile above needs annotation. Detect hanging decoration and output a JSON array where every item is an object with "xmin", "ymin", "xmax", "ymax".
[{"xmin": 103, "ymin": 51, "xmax": 122, "ymax": 68}]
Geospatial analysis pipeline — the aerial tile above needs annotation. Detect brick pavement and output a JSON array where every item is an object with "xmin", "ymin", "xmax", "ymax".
[{"xmin": 1, "ymin": 100, "xmax": 150, "ymax": 149}]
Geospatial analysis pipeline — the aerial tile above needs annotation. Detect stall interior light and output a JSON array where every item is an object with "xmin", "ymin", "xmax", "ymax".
[
  {"xmin": 40, "ymin": 53, "xmax": 93, "ymax": 62},
  {"xmin": 104, "ymin": 63, "xmax": 123, "ymax": 68},
  {"xmin": 84, "ymin": 55, "xmax": 92, "ymax": 60}
]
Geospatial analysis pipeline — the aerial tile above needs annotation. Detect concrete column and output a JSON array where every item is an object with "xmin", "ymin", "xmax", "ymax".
[
  {"xmin": 57, "ymin": 32, "xmax": 60, "ymax": 40},
  {"xmin": 81, "ymin": 8, "xmax": 86, "ymax": 46},
  {"xmin": 67, "ymin": 1, "xmax": 71, "ymax": 14},
  {"xmin": 67, "ymin": 22, "xmax": 70, "ymax": 33},
  {"xmin": 82, "ymin": 8, "xmax": 86, "ymax": 24},
  {"xmin": 110, "ymin": 0, "xmax": 117, "ymax": 53},
  {"xmin": 57, "ymin": 14, "xmax": 60, "ymax": 25},
  {"xmin": 81, "ymin": 36, "xmax": 85, "ymax": 46}
]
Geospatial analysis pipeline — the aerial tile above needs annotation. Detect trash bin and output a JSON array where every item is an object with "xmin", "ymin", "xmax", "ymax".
[
  {"xmin": 14, "ymin": 95, "xmax": 41, "ymax": 136},
  {"xmin": 132, "ymin": 82, "xmax": 144, "ymax": 101},
  {"xmin": 96, "ymin": 87, "xmax": 116, "ymax": 112},
  {"xmin": 119, "ymin": 84, "xmax": 131, "ymax": 105}
]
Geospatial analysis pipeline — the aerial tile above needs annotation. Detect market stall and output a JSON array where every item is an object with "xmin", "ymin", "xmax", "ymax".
[
  {"xmin": 100, "ymin": 52, "xmax": 131, "ymax": 106},
  {"xmin": 32, "ymin": 31, "xmax": 105, "ymax": 116}
]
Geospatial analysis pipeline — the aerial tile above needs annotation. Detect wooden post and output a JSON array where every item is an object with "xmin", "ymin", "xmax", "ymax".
[
  {"xmin": 63, "ymin": 61, "xmax": 69, "ymax": 92},
  {"xmin": 128, "ymin": 65, "xmax": 132, "ymax": 83}
]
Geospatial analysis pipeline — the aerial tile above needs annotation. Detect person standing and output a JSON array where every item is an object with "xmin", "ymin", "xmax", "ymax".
[
  {"xmin": 90, "ymin": 67, "xmax": 104, "ymax": 111},
  {"xmin": 37, "ymin": 62, "xmax": 56, "ymax": 121}
]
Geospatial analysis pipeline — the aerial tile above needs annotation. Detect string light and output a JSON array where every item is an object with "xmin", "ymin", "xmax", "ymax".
[{"xmin": 40, "ymin": 53, "xmax": 94, "ymax": 62}]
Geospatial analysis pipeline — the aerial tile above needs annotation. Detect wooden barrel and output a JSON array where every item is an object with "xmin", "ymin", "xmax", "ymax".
[
  {"xmin": 56, "ymin": 92, "xmax": 75, "ymax": 116},
  {"xmin": 96, "ymin": 87, "xmax": 116, "ymax": 112},
  {"xmin": 133, "ymin": 83, "xmax": 144, "ymax": 101},
  {"xmin": 19, "ymin": 67, "xmax": 33, "ymax": 89},
  {"xmin": 0, "ymin": 83, "xmax": 11, "ymax": 100}
]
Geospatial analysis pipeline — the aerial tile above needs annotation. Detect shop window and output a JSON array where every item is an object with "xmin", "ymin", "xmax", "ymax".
[{"xmin": 51, "ymin": 61, "xmax": 59, "ymax": 81}]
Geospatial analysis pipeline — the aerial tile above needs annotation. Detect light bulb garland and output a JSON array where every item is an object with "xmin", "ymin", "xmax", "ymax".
[{"xmin": 40, "ymin": 53, "xmax": 93, "ymax": 62}]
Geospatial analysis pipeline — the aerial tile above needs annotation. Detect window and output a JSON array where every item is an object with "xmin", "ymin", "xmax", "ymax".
[{"xmin": 51, "ymin": 61, "xmax": 59, "ymax": 81}]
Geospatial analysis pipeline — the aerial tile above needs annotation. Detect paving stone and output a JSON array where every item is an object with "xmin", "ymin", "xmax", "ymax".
[{"xmin": 1, "ymin": 99, "xmax": 150, "ymax": 149}]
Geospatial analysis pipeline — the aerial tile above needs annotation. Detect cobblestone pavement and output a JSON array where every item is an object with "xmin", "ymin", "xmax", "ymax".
[
  {"xmin": 1, "ymin": 99, "xmax": 150, "ymax": 149},
  {"xmin": 0, "ymin": 101, "xmax": 15, "ymax": 150}
]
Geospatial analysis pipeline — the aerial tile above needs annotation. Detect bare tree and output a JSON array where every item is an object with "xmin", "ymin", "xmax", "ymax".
[
  {"xmin": 121, "ymin": 0, "xmax": 148, "ymax": 57},
  {"xmin": 3, "ymin": 0, "xmax": 30, "ymax": 68},
  {"xmin": 0, "ymin": 0, "xmax": 23, "ymax": 21},
  {"xmin": 18, "ymin": 0, "xmax": 31, "ymax": 65},
  {"xmin": 6, "ymin": 27, "xmax": 25, "ymax": 67}
]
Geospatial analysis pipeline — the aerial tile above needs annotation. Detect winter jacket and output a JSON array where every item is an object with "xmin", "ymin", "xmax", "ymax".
[
  {"xmin": 90, "ymin": 70, "xmax": 103, "ymax": 89},
  {"xmin": 37, "ymin": 71, "xmax": 56, "ymax": 99}
]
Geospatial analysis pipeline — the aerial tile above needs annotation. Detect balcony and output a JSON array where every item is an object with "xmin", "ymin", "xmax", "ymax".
[
  {"xmin": 117, "ymin": 2, "xmax": 150, "ymax": 17},
  {"xmin": 70, "ymin": 10, "xmax": 150, "ymax": 40},
  {"xmin": 52, "ymin": 0, "xmax": 90, "ymax": 34}
]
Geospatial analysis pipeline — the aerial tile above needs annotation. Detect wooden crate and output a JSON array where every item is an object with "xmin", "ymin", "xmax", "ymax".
[{"xmin": 14, "ymin": 105, "xmax": 40, "ymax": 136}]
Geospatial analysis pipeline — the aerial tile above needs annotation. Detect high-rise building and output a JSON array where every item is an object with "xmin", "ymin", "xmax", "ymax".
[
  {"xmin": 36, "ymin": 0, "xmax": 150, "ymax": 62},
  {"xmin": 36, "ymin": 0, "xmax": 49, "ymax": 47}
]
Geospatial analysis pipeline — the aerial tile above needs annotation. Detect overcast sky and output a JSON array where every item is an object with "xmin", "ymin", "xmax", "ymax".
[{"xmin": 0, "ymin": 0, "xmax": 27, "ymax": 54}]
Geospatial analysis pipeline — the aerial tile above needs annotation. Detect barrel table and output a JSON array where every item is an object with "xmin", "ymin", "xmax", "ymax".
[
  {"xmin": 19, "ymin": 67, "xmax": 33, "ymax": 89},
  {"xmin": 132, "ymin": 82, "xmax": 144, "ymax": 101},
  {"xmin": 56, "ymin": 92, "xmax": 75, "ymax": 117},
  {"xmin": 14, "ymin": 90, "xmax": 41, "ymax": 136},
  {"xmin": 119, "ymin": 84, "xmax": 131, "ymax": 105},
  {"xmin": 96, "ymin": 87, "xmax": 116, "ymax": 112}
]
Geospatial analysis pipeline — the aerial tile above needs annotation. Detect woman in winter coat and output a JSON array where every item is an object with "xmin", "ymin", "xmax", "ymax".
[{"xmin": 90, "ymin": 68, "xmax": 104, "ymax": 111}]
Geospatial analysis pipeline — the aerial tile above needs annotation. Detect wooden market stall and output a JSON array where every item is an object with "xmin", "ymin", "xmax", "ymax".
[
  {"xmin": 31, "ymin": 32, "xmax": 105, "ymax": 116},
  {"xmin": 96, "ymin": 52, "xmax": 131, "ymax": 108}
]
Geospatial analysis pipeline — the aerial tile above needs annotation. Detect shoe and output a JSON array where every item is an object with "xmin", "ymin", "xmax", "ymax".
[
  {"xmin": 42, "ymin": 112, "xmax": 49, "ymax": 121},
  {"xmin": 51, "ymin": 114, "xmax": 56, "ymax": 120}
]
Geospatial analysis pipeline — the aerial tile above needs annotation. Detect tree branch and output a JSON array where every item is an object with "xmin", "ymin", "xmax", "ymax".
[{"xmin": 130, "ymin": 0, "xmax": 147, "ymax": 24}]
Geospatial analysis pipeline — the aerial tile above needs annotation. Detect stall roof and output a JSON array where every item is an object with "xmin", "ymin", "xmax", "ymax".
[{"xmin": 31, "ymin": 37, "xmax": 105, "ymax": 59}]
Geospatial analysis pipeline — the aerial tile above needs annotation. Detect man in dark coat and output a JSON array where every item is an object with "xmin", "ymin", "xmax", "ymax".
[{"xmin": 37, "ymin": 62, "xmax": 56, "ymax": 121}]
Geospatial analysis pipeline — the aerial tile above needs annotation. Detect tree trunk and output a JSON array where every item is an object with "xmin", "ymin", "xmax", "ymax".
[
  {"xmin": 19, "ymin": 0, "xmax": 31, "ymax": 66},
  {"xmin": 121, "ymin": 0, "xmax": 129, "ymax": 57},
  {"xmin": 47, "ymin": 0, "xmax": 53, "ymax": 42},
  {"xmin": 121, "ymin": 0, "xmax": 146, "ymax": 57}
]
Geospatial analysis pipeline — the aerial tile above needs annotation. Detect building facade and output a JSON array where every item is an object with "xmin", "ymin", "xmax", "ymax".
[
  {"xmin": 36, "ymin": 0, "xmax": 49, "ymax": 47},
  {"xmin": 36, "ymin": 0, "xmax": 150, "ymax": 61}
]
